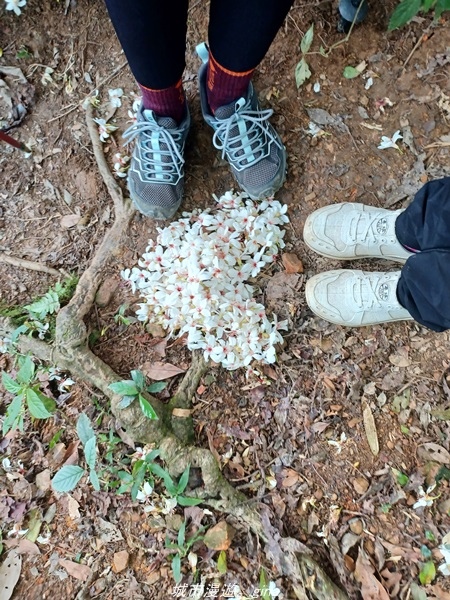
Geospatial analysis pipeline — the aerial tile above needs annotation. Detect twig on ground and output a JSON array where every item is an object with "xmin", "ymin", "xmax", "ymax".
[
  {"xmin": 0, "ymin": 252, "xmax": 61, "ymax": 277},
  {"xmin": 402, "ymin": 26, "xmax": 432, "ymax": 71}
]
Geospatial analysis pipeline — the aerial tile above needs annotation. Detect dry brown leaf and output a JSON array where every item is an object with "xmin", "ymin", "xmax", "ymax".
[
  {"xmin": 418, "ymin": 443, "xmax": 450, "ymax": 465},
  {"xmin": 353, "ymin": 477, "xmax": 369, "ymax": 495},
  {"xmin": 141, "ymin": 361, "xmax": 185, "ymax": 380},
  {"xmin": 112, "ymin": 550, "xmax": 129, "ymax": 573},
  {"xmin": 362, "ymin": 400, "xmax": 379, "ymax": 456},
  {"xmin": 3, "ymin": 539, "xmax": 40, "ymax": 555},
  {"xmin": 0, "ymin": 550, "xmax": 22, "ymax": 600},
  {"xmin": 354, "ymin": 547, "xmax": 389, "ymax": 600},
  {"xmin": 281, "ymin": 253, "xmax": 304, "ymax": 274},
  {"xmin": 388, "ymin": 348, "xmax": 411, "ymax": 367},
  {"xmin": 59, "ymin": 559, "xmax": 92, "ymax": 581},
  {"xmin": 429, "ymin": 585, "xmax": 450, "ymax": 600}
]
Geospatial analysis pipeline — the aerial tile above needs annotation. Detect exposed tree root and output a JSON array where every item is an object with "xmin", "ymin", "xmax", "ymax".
[{"xmin": 0, "ymin": 105, "xmax": 349, "ymax": 600}]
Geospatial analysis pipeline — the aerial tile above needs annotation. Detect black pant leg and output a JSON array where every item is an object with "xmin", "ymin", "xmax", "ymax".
[
  {"xmin": 395, "ymin": 177, "xmax": 450, "ymax": 251},
  {"xmin": 397, "ymin": 249, "xmax": 450, "ymax": 332},
  {"xmin": 104, "ymin": 0, "xmax": 189, "ymax": 89},
  {"xmin": 208, "ymin": 0, "xmax": 295, "ymax": 71}
]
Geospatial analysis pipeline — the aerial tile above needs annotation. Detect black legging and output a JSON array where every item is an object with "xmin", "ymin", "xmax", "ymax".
[
  {"xmin": 104, "ymin": 0, "xmax": 295, "ymax": 89},
  {"xmin": 395, "ymin": 177, "xmax": 450, "ymax": 332}
]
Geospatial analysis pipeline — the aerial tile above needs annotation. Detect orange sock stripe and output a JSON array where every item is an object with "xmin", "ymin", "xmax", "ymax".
[
  {"xmin": 139, "ymin": 78, "xmax": 183, "ymax": 93},
  {"xmin": 209, "ymin": 52, "xmax": 254, "ymax": 77}
]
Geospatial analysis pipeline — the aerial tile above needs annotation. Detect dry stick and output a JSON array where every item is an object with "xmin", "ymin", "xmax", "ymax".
[
  {"xmin": 0, "ymin": 252, "xmax": 61, "ymax": 277},
  {"xmin": 0, "ymin": 107, "xmax": 349, "ymax": 599},
  {"xmin": 402, "ymin": 26, "xmax": 432, "ymax": 71}
]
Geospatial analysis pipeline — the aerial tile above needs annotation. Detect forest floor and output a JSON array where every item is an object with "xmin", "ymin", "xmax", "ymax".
[{"xmin": 1, "ymin": 0, "xmax": 450, "ymax": 598}]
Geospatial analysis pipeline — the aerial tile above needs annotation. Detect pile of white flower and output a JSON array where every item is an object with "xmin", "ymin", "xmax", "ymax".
[{"xmin": 122, "ymin": 192, "xmax": 289, "ymax": 371}]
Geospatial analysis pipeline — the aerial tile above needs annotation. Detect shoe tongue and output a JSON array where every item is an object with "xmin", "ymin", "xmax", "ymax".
[
  {"xmin": 143, "ymin": 109, "xmax": 177, "ymax": 129},
  {"xmin": 214, "ymin": 97, "xmax": 246, "ymax": 120}
]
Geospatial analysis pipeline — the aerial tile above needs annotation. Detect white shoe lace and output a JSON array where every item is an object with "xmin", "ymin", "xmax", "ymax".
[
  {"xmin": 354, "ymin": 273, "xmax": 390, "ymax": 310},
  {"xmin": 351, "ymin": 213, "xmax": 389, "ymax": 246},
  {"xmin": 123, "ymin": 120, "xmax": 184, "ymax": 183},
  {"xmin": 212, "ymin": 100, "xmax": 281, "ymax": 171}
]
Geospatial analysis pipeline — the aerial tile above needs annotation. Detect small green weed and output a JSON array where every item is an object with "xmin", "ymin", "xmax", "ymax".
[
  {"xmin": 109, "ymin": 369, "xmax": 166, "ymax": 419},
  {"xmin": 165, "ymin": 520, "xmax": 206, "ymax": 583},
  {"xmin": 1, "ymin": 355, "xmax": 56, "ymax": 435}
]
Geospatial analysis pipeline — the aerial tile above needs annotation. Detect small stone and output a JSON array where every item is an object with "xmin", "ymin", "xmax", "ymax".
[
  {"xmin": 204, "ymin": 521, "xmax": 235, "ymax": 551},
  {"xmin": 95, "ymin": 276, "xmax": 119, "ymax": 307},
  {"xmin": 112, "ymin": 550, "xmax": 129, "ymax": 573},
  {"xmin": 349, "ymin": 518, "xmax": 363, "ymax": 535},
  {"xmin": 352, "ymin": 477, "xmax": 369, "ymax": 495},
  {"xmin": 282, "ymin": 253, "xmax": 304, "ymax": 274}
]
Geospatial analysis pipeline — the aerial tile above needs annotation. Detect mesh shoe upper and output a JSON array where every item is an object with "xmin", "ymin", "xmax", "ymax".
[
  {"xmin": 197, "ymin": 44, "xmax": 286, "ymax": 200},
  {"xmin": 123, "ymin": 104, "xmax": 190, "ymax": 220}
]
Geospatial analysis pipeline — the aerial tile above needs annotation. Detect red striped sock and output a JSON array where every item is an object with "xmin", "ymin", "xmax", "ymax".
[
  {"xmin": 206, "ymin": 52, "xmax": 254, "ymax": 114},
  {"xmin": 138, "ymin": 79, "xmax": 186, "ymax": 124}
]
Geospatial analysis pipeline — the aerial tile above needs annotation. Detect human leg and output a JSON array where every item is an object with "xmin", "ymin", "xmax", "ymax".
[
  {"xmin": 207, "ymin": 0, "xmax": 295, "ymax": 111},
  {"xmin": 104, "ymin": 0, "xmax": 188, "ymax": 120},
  {"xmin": 104, "ymin": 0, "xmax": 190, "ymax": 219},
  {"xmin": 395, "ymin": 177, "xmax": 450, "ymax": 251},
  {"xmin": 197, "ymin": 0, "xmax": 294, "ymax": 200}
]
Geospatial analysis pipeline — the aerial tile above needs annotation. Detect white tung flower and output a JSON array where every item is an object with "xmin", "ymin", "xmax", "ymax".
[
  {"xmin": 439, "ymin": 532, "xmax": 450, "ymax": 576},
  {"xmin": 268, "ymin": 581, "xmax": 281, "ymax": 598},
  {"xmin": 93, "ymin": 118, "xmax": 118, "ymax": 142},
  {"xmin": 136, "ymin": 481, "xmax": 153, "ymax": 502},
  {"xmin": 121, "ymin": 192, "xmax": 289, "ymax": 373},
  {"xmin": 413, "ymin": 483, "xmax": 439, "ymax": 510},
  {"xmin": 113, "ymin": 152, "xmax": 130, "ymax": 178},
  {"xmin": 5, "ymin": 0, "xmax": 26, "ymax": 16},
  {"xmin": 378, "ymin": 130, "xmax": 403, "ymax": 151},
  {"xmin": 327, "ymin": 432, "xmax": 347, "ymax": 455},
  {"xmin": 108, "ymin": 88, "xmax": 124, "ymax": 108}
]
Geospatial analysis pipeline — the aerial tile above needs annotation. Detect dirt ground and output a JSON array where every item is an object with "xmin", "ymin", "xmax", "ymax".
[{"xmin": 1, "ymin": 0, "xmax": 450, "ymax": 598}]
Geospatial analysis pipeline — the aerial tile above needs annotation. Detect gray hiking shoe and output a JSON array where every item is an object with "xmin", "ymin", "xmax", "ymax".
[
  {"xmin": 305, "ymin": 269, "xmax": 414, "ymax": 327},
  {"xmin": 123, "ymin": 103, "xmax": 190, "ymax": 220},
  {"xmin": 196, "ymin": 43, "xmax": 286, "ymax": 200}
]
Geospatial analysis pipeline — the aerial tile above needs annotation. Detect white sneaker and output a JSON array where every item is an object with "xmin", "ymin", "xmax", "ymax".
[
  {"xmin": 305, "ymin": 269, "xmax": 414, "ymax": 327},
  {"xmin": 303, "ymin": 203, "xmax": 413, "ymax": 262}
]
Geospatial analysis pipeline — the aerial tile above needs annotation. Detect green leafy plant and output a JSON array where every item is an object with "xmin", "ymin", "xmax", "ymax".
[
  {"xmin": 149, "ymin": 463, "xmax": 202, "ymax": 508},
  {"xmin": 114, "ymin": 304, "xmax": 137, "ymax": 327},
  {"xmin": 388, "ymin": 0, "xmax": 450, "ymax": 30},
  {"xmin": 52, "ymin": 413, "xmax": 100, "ymax": 492},
  {"xmin": 16, "ymin": 46, "xmax": 32, "ymax": 59},
  {"xmin": 295, "ymin": 24, "xmax": 314, "ymax": 88},
  {"xmin": 114, "ymin": 448, "xmax": 160, "ymax": 500},
  {"xmin": 0, "ymin": 276, "xmax": 78, "ymax": 342},
  {"xmin": 109, "ymin": 369, "xmax": 166, "ymax": 419},
  {"xmin": 1, "ymin": 355, "xmax": 56, "ymax": 435},
  {"xmin": 165, "ymin": 520, "xmax": 206, "ymax": 583}
]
